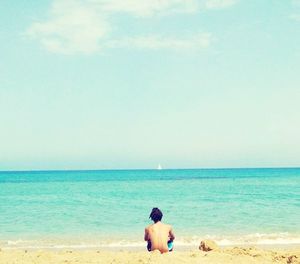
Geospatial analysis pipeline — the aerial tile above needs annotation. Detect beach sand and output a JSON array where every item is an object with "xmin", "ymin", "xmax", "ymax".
[{"xmin": 1, "ymin": 247, "xmax": 299, "ymax": 264}]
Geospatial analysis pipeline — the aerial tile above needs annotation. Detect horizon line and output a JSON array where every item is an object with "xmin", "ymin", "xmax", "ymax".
[{"xmin": 0, "ymin": 166, "xmax": 299, "ymax": 173}]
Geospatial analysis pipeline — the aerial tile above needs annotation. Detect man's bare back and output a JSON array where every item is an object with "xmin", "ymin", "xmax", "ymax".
[{"xmin": 144, "ymin": 208, "xmax": 175, "ymax": 254}]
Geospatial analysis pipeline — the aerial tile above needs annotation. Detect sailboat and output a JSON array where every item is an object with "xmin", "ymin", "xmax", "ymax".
[{"xmin": 157, "ymin": 164, "xmax": 162, "ymax": 170}]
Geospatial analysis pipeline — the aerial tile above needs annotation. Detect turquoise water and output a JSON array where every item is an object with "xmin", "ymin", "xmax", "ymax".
[{"xmin": 0, "ymin": 168, "xmax": 300, "ymax": 249}]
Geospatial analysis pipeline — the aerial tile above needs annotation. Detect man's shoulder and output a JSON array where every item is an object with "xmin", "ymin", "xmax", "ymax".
[
  {"xmin": 161, "ymin": 223, "xmax": 172, "ymax": 230},
  {"xmin": 145, "ymin": 224, "xmax": 153, "ymax": 230},
  {"xmin": 166, "ymin": 224, "xmax": 173, "ymax": 230},
  {"xmin": 146, "ymin": 223, "xmax": 172, "ymax": 230}
]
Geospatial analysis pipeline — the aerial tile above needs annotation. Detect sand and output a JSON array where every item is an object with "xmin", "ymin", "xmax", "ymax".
[{"xmin": 0, "ymin": 247, "xmax": 299, "ymax": 264}]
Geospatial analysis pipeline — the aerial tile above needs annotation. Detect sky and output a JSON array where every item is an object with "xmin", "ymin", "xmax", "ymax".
[{"xmin": 0, "ymin": 0, "xmax": 300, "ymax": 170}]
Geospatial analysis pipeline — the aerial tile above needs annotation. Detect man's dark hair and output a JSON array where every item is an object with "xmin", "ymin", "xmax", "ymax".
[{"xmin": 149, "ymin": 207, "xmax": 163, "ymax": 223}]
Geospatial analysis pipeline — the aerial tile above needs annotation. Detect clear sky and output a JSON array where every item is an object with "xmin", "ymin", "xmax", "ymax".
[{"xmin": 1, "ymin": 0, "xmax": 300, "ymax": 170}]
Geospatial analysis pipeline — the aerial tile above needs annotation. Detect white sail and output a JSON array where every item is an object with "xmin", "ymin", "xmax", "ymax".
[{"xmin": 157, "ymin": 164, "xmax": 162, "ymax": 170}]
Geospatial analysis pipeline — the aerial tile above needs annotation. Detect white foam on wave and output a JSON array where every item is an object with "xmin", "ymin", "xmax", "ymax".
[
  {"xmin": 2, "ymin": 233, "xmax": 300, "ymax": 250},
  {"xmin": 200, "ymin": 233, "xmax": 300, "ymax": 246}
]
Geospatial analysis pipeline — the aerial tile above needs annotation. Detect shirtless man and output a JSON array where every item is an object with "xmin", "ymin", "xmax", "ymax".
[{"xmin": 144, "ymin": 208, "xmax": 175, "ymax": 253}]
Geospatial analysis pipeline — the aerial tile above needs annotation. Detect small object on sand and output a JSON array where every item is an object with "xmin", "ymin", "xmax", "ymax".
[
  {"xmin": 287, "ymin": 255, "xmax": 298, "ymax": 264},
  {"xmin": 199, "ymin": 240, "xmax": 219, "ymax": 252}
]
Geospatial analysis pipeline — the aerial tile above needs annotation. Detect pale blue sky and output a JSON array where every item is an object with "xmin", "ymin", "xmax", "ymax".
[{"xmin": 1, "ymin": 0, "xmax": 300, "ymax": 170}]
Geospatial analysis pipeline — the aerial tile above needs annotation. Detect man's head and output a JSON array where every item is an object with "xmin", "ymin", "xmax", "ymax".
[{"xmin": 149, "ymin": 207, "xmax": 163, "ymax": 223}]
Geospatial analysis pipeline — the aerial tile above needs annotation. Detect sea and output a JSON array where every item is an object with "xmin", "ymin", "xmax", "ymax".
[{"xmin": 0, "ymin": 168, "xmax": 299, "ymax": 250}]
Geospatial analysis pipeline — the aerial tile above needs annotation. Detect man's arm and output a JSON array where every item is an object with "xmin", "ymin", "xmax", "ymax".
[
  {"xmin": 169, "ymin": 226, "xmax": 175, "ymax": 241},
  {"xmin": 144, "ymin": 228, "xmax": 149, "ymax": 241}
]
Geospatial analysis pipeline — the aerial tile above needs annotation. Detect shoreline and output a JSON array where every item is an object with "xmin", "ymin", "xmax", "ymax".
[
  {"xmin": 2, "ymin": 234, "xmax": 300, "ymax": 251},
  {"xmin": 2, "ymin": 243, "xmax": 300, "ymax": 252},
  {"xmin": 1, "ymin": 246, "xmax": 299, "ymax": 264}
]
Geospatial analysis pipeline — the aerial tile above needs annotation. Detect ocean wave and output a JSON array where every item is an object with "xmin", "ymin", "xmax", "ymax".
[
  {"xmin": 1, "ymin": 233, "xmax": 300, "ymax": 250},
  {"xmin": 200, "ymin": 233, "xmax": 300, "ymax": 246}
]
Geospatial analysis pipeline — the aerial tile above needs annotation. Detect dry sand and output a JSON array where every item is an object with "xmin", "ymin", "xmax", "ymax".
[{"xmin": 0, "ymin": 247, "xmax": 299, "ymax": 264}]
